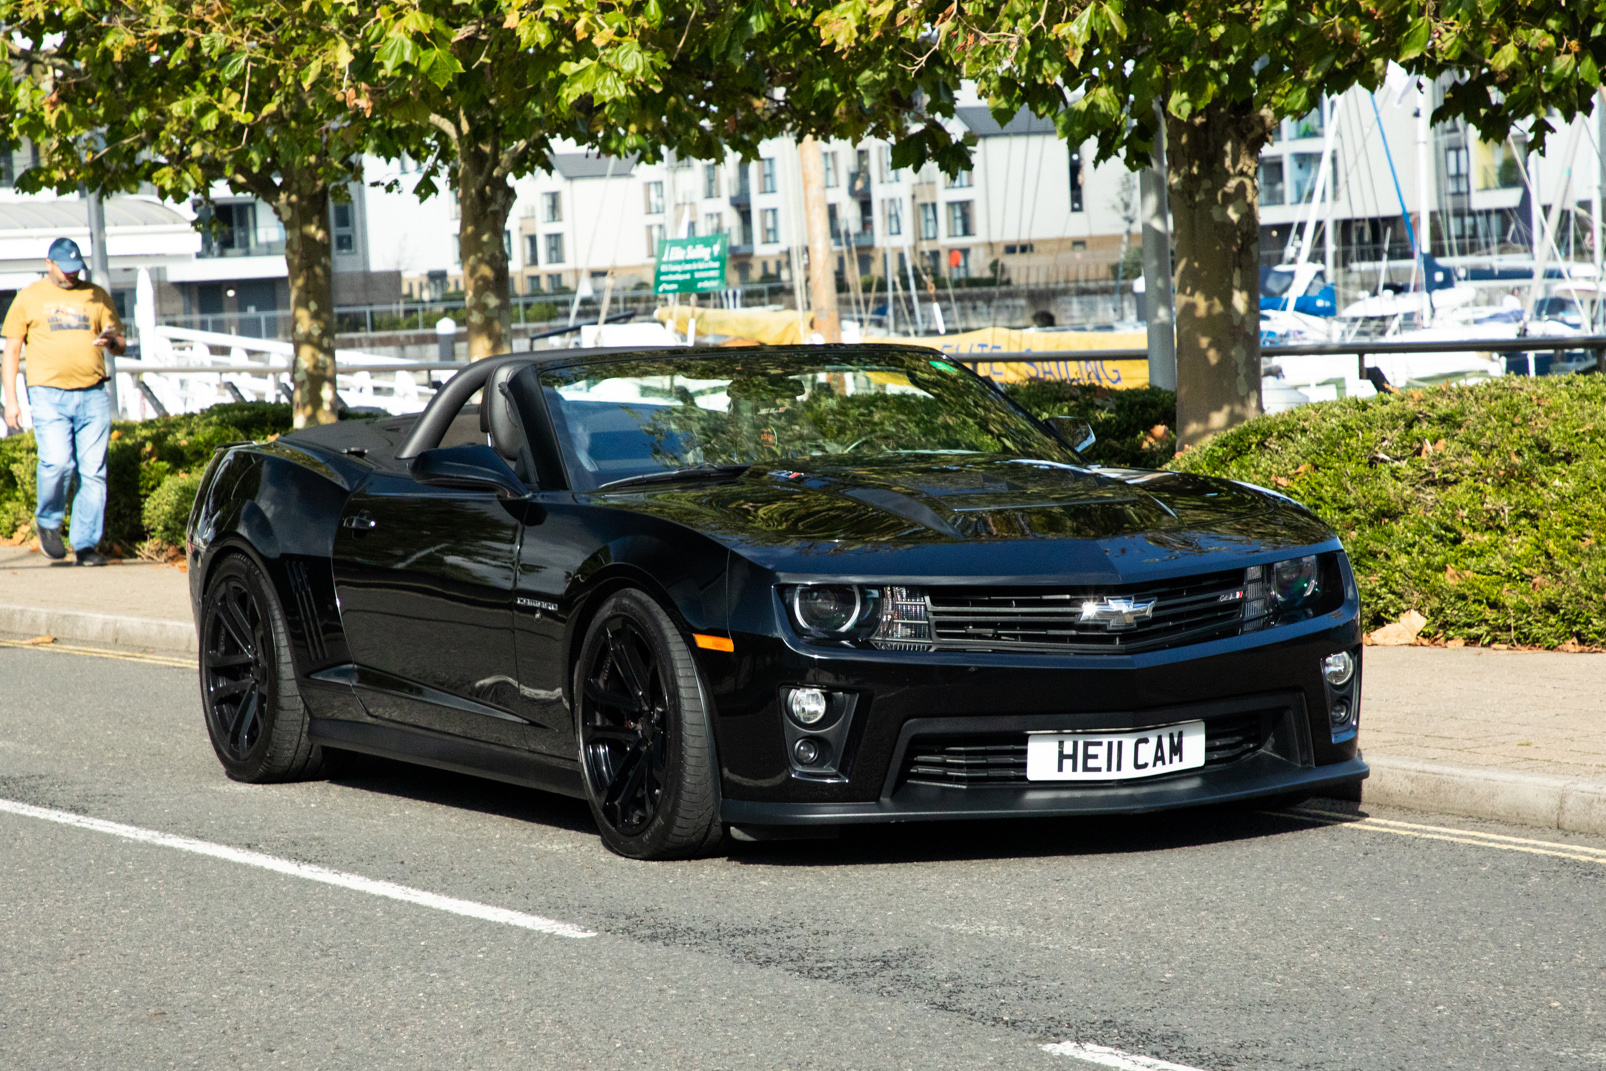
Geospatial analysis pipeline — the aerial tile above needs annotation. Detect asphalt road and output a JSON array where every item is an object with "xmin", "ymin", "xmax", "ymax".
[{"xmin": 1, "ymin": 636, "xmax": 1602, "ymax": 1071}]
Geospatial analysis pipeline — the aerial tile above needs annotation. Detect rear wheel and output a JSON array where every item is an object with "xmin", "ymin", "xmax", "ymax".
[
  {"xmin": 200, "ymin": 553, "xmax": 327, "ymax": 782},
  {"xmin": 574, "ymin": 590, "xmax": 721, "ymax": 859}
]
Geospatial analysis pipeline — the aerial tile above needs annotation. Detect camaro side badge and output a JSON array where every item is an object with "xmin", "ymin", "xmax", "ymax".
[
  {"xmin": 517, "ymin": 597, "xmax": 560, "ymax": 616},
  {"xmin": 1079, "ymin": 596, "xmax": 1156, "ymax": 631}
]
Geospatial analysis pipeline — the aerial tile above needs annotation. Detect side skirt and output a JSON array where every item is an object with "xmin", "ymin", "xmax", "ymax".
[{"xmin": 309, "ymin": 717, "xmax": 586, "ymax": 800}]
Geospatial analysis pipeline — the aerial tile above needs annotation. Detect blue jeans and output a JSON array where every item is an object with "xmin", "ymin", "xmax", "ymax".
[{"xmin": 28, "ymin": 384, "xmax": 111, "ymax": 552}]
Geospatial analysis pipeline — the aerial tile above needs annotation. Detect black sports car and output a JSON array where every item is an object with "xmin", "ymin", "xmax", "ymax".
[{"xmin": 188, "ymin": 345, "xmax": 1366, "ymax": 859}]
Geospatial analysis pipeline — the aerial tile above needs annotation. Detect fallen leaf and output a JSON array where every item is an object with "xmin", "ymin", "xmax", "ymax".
[
  {"xmin": 1293, "ymin": 463, "xmax": 1314, "ymax": 476},
  {"xmin": 1272, "ymin": 476, "xmax": 1292, "ymax": 487},
  {"xmin": 1366, "ymin": 609, "xmax": 1427, "ymax": 647},
  {"xmin": 1446, "ymin": 637, "xmax": 1466, "ymax": 648},
  {"xmin": 1445, "ymin": 565, "xmax": 1466, "ymax": 583},
  {"xmin": 26, "ymin": 635, "xmax": 55, "ymax": 645}
]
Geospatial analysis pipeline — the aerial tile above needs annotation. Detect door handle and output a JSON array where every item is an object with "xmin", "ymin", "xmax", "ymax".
[{"xmin": 342, "ymin": 511, "xmax": 378, "ymax": 532}]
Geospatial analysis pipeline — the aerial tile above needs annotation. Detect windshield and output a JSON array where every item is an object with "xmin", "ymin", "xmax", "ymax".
[{"xmin": 539, "ymin": 348, "xmax": 1076, "ymax": 491}]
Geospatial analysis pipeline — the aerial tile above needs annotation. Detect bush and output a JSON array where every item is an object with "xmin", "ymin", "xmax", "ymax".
[
  {"xmin": 0, "ymin": 401, "xmax": 291, "ymax": 551},
  {"xmin": 1002, "ymin": 379, "xmax": 1176, "ymax": 468},
  {"xmin": 1170, "ymin": 377, "xmax": 1606, "ymax": 648}
]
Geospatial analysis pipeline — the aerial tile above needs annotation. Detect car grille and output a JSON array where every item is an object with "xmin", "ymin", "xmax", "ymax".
[
  {"xmin": 901, "ymin": 711, "xmax": 1273, "ymax": 788},
  {"xmin": 925, "ymin": 569, "xmax": 1247, "ymax": 654}
]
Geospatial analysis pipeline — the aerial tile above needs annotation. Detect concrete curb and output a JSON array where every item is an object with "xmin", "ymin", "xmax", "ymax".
[
  {"xmin": 0, "ymin": 603, "xmax": 196, "ymax": 654},
  {"xmin": 1364, "ymin": 754, "xmax": 1606, "ymax": 836}
]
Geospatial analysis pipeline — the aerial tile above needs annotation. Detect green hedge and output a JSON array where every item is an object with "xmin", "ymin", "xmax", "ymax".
[
  {"xmin": 0, "ymin": 402, "xmax": 292, "ymax": 550},
  {"xmin": 1171, "ymin": 377, "xmax": 1606, "ymax": 648}
]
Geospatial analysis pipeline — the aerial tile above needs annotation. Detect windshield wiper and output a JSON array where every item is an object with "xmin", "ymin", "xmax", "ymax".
[{"xmin": 598, "ymin": 463, "xmax": 754, "ymax": 491}]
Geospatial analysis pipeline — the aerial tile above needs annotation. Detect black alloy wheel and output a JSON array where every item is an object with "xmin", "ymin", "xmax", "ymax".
[
  {"xmin": 575, "ymin": 590, "xmax": 721, "ymax": 859},
  {"xmin": 199, "ymin": 554, "xmax": 327, "ymax": 782}
]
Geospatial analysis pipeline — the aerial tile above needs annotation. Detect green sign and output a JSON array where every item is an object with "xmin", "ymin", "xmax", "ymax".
[{"xmin": 653, "ymin": 234, "xmax": 729, "ymax": 294}]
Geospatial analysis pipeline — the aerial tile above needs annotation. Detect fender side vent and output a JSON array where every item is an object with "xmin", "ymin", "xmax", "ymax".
[{"xmin": 285, "ymin": 559, "xmax": 327, "ymax": 662}]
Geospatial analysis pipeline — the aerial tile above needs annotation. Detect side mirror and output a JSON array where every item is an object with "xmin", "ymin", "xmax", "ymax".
[
  {"xmin": 411, "ymin": 444, "xmax": 529, "ymax": 498},
  {"xmin": 1046, "ymin": 416, "xmax": 1096, "ymax": 453}
]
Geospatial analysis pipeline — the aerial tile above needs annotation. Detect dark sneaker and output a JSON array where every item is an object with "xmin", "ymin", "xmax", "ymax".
[
  {"xmin": 36, "ymin": 525, "xmax": 66, "ymax": 560},
  {"xmin": 74, "ymin": 548, "xmax": 109, "ymax": 567}
]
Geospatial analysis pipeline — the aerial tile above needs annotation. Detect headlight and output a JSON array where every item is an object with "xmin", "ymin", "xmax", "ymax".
[
  {"xmin": 792, "ymin": 585, "xmax": 864, "ymax": 633},
  {"xmin": 1272, "ymin": 555, "xmax": 1320, "ymax": 608},
  {"xmin": 782, "ymin": 584, "xmax": 932, "ymax": 647},
  {"xmin": 1243, "ymin": 554, "xmax": 1326, "ymax": 626}
]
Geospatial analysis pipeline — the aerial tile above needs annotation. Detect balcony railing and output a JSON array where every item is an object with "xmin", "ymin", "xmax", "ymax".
[{"xmin": 198, "ymin": 239, "xmax": 288, "ymax": 259}]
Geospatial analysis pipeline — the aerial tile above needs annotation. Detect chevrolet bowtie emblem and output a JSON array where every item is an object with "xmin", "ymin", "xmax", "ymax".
[{"xmin": 1079, "ymin": 596, "xmax": 1157, "ymax": 631}]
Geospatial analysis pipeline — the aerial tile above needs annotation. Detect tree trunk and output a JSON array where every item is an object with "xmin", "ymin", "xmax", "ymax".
[
  {"xmin": 275, "ymin": 173, "xmax": 337, "ymax": 427},
  {"xmin": 799, "ymin": 135, "xmax": 841, "ymax": 342},
  {"xmin": 458, "ymin": 141, "xmax": 516, "ymax": 362},
  {"xmin": 1166, "ymin": 99, "xmax": 1276, "ymax": 450}
]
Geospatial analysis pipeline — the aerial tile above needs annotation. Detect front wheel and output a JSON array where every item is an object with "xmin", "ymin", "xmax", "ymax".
[
  {"xmin": 574, "ymin": 590, "xmax": 722, "ymax": 859},
  {"xmin": 199, "ymin": 553, "xmax": 328, "ymax": 782}
]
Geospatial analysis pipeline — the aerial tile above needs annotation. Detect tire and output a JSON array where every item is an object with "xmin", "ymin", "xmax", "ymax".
[
  {"xmin": 573, "ymin": 589, "xmax": 722, "ymax": 860},
  {"xmin": 199, "ymin": 553, "xmax": 328, "ymax": 783}
]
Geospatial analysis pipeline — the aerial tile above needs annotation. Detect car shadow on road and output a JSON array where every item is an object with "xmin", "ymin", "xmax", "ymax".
[
  {"xmin": 724, "ymin": 797, "xmax": 1369, "ymax": 867},
  {"xmin": 325, "ymin": 754, "xmax": 597, "ymax": 835}
]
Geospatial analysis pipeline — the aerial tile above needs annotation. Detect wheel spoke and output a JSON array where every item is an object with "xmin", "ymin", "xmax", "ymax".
[
  {"xmin": 605, "ymin": 626, "xmax": 653, "ymax": 708},
  {"xmin": 586, "ymin": 725, "xmax": 640, "ymax": 744},
  {"xmin": 605, "ymin": 741, "xmax": 645, "ymax": 799},
  {"xmin": 211, "ymin": 678, "xmax": 253, "ymax": 701},
  {"xmin": 206, "ymin": 652, "xmax": 254, "ymax": 670},
  {"xmin": 584, "ymin": 678, "xmax": 644, "ymax": 714},
  {"xmin": 216, "ymin": 593, "xmax": 256, "ymax": 658},
  {"xmin": 230, "ymin": 686, "xmax": 261, "ymax": 753}
]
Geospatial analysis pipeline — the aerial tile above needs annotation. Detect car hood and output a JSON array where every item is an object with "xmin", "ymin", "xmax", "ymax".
[{"xmin": 587, "ymin": 455, "xmax": 1338, "ymax": 581}]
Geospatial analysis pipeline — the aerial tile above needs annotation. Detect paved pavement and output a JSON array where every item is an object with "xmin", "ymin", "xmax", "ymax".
[
  {"xmin": 2, "ymin": 642, "xmax": 1604, "ymax": 1071},
  {"xmin": 2, "ymin": 546, "xmax": 1604, "ymax": 833}
]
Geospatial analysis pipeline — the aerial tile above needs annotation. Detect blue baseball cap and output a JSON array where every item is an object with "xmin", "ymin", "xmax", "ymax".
[{"xmin": 47, "ymin": 237, "xmax": 85, "ymax": 272}]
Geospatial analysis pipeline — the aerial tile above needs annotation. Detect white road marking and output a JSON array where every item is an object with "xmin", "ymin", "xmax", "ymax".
[
  {"xmin": 1043, "ymin": 1042, "xmax": 1207, "ymax": 1070},
  {"xmin": 0, "ymin": 797, "xmax": 596, "ymax": 939}
]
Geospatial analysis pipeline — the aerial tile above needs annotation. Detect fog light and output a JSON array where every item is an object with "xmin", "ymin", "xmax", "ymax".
[
  {"xmin": 787, "ymin": 687, "xmax": 829, "ymax": 726},
  {"xmin": 1322, "ymin": 651, "xmax": 1355, "ymax": 688},
  {"xmin": 1329, "ymin": 699, "xmax": 1352, "ymax": 728},
  {"xmin": 793, "ymin": 738, "xmax": 823, "ymax": 765}
]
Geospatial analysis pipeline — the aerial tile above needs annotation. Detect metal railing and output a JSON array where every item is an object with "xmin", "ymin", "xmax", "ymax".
[{"xmin": 942, "ymin": 335, "xmax": 1606, "ymax": 379}]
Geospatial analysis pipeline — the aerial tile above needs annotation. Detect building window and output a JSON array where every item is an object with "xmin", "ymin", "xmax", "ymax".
[
  {"xmin": 883, "ymin": 198, "xmax": 903, "ymax": 237},
  {"xmin": 1288, "ymin": 106, "xmax": 1324, "ymax": 140},
  {"xmin": 644, "ymin": 181, "xmax": 664, "ymax": 215},
  {"xmin": 1003, "ymin": 242, "xmax": 1036, "ymax": 254},
  {"xmin": 526, "ymin": 274, "xmax": 542, "ymax": 293},
  {"xmin": 1259, "ymin": 158, "xmax": 1286, "ymax": 205},
  {"xmin": 738, "ymin": 209, "xmax": 753, "ymax": 247},
  {"xmin": 760, "ymin": 158, "xmax": 777, "ymax": 194},
  {"xmin": 704, "ymin": 211, "xmax": 724, "ymax": 236},
  {"xmin": 525, "ymin": 235, "xmax": 540, "ymax": 266},
  {"xmin": 542, "ymin": 191, "xmax": 562, "ymax": 223},
  {"xmin": 1473, "ymin": 140, "xmax": 1524, "ymax": 190},
  {"xmin": 1071, "ymin": 240, "xmax": 1087, "ymax": 251},
  {"xmin": 877, "ymin": 145, "xmax": 897, "ymax": 183},
  {"xmin": 1290, "ymin": 152, "xmax": 1331, "ymax": 203},
  {"xmin": 704, "ymin": 163, "xmax": 719, "ymax": 199},
  {"xmin": 827, "ymin": 204, "xmax": 840, "ymax": 242},
  {"xmin": 946, "ymin": 200, "xmax": 974, "ymax": 238},
  {"xmin": 947, "ymin": 169, "xmax": 972, "ymax": 189},
  {"xmin": 918, "ymin": 202, "xmax": 938, "ymax": 241},
  {"xmin": 544, "ymin": 233, "xmax": 565, "ymax": 264},
  {"xmin": 823, "ymin": 151, "xmax": 839, "ymax": 188},
  {"xmin": 547, "ymin": 272, "xmax": 565, "ymax": 291},
  {"xmin": 1446, "ymin": 147, "xmax": 1470, "ymax": 195},
  {"xmin": 761, "ymin": 208, "xmax": 779, "ymax": 244},
  {"xmin": 646, "ymin": 223, "xmax": 665, "ymax": 257},
  {"xmin": 1069, "ymin": 151, "xmax": 1084, "ymax": 212},
  {"xmin": 332, "ymin": 202, "xmax": 355, "ymax": 253},
  {"xmin": 949, "ymin": 248, "xmax": 971, "ymax": 278}
]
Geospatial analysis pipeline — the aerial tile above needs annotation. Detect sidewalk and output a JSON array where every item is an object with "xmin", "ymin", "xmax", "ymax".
[{"xmin": 3, "ymin": 544, "xmax": 1603, "ymax": 835}]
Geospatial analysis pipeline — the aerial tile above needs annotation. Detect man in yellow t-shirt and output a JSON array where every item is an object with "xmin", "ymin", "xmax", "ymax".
[{"xmin": 1, "ymin": 238, "xmax": 127, "ymax": 566}]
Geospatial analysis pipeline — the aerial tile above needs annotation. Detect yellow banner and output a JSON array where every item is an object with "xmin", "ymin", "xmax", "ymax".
[{"xmin": 651, "ymin": 308, "xmax": 1150, "ymax": 387}]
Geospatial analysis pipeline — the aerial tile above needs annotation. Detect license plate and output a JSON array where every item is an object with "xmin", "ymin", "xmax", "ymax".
[{"xmin": 1025, "ymin": 720, "xmax": 1207, "ymax": 781}]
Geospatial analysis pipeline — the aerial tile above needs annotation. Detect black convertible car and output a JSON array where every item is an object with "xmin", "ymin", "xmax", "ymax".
[{"xmin": 188, "ymin": 345, "xmax": 1366, "ymax": 859}]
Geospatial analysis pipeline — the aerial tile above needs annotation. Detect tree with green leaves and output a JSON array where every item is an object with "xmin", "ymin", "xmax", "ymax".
[
  {"xmin": 814, "ymin": 0, "xmax": 1606, "ymax": 448},
  {"xmin": 2, "ymin": 0, "xmax": 383, "ymax": 426}
]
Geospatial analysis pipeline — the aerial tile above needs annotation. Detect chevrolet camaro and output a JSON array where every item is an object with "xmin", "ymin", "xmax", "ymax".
[{"xmin": 187, "ymin": 345, "xmax": 1366, "ymax": 859}]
